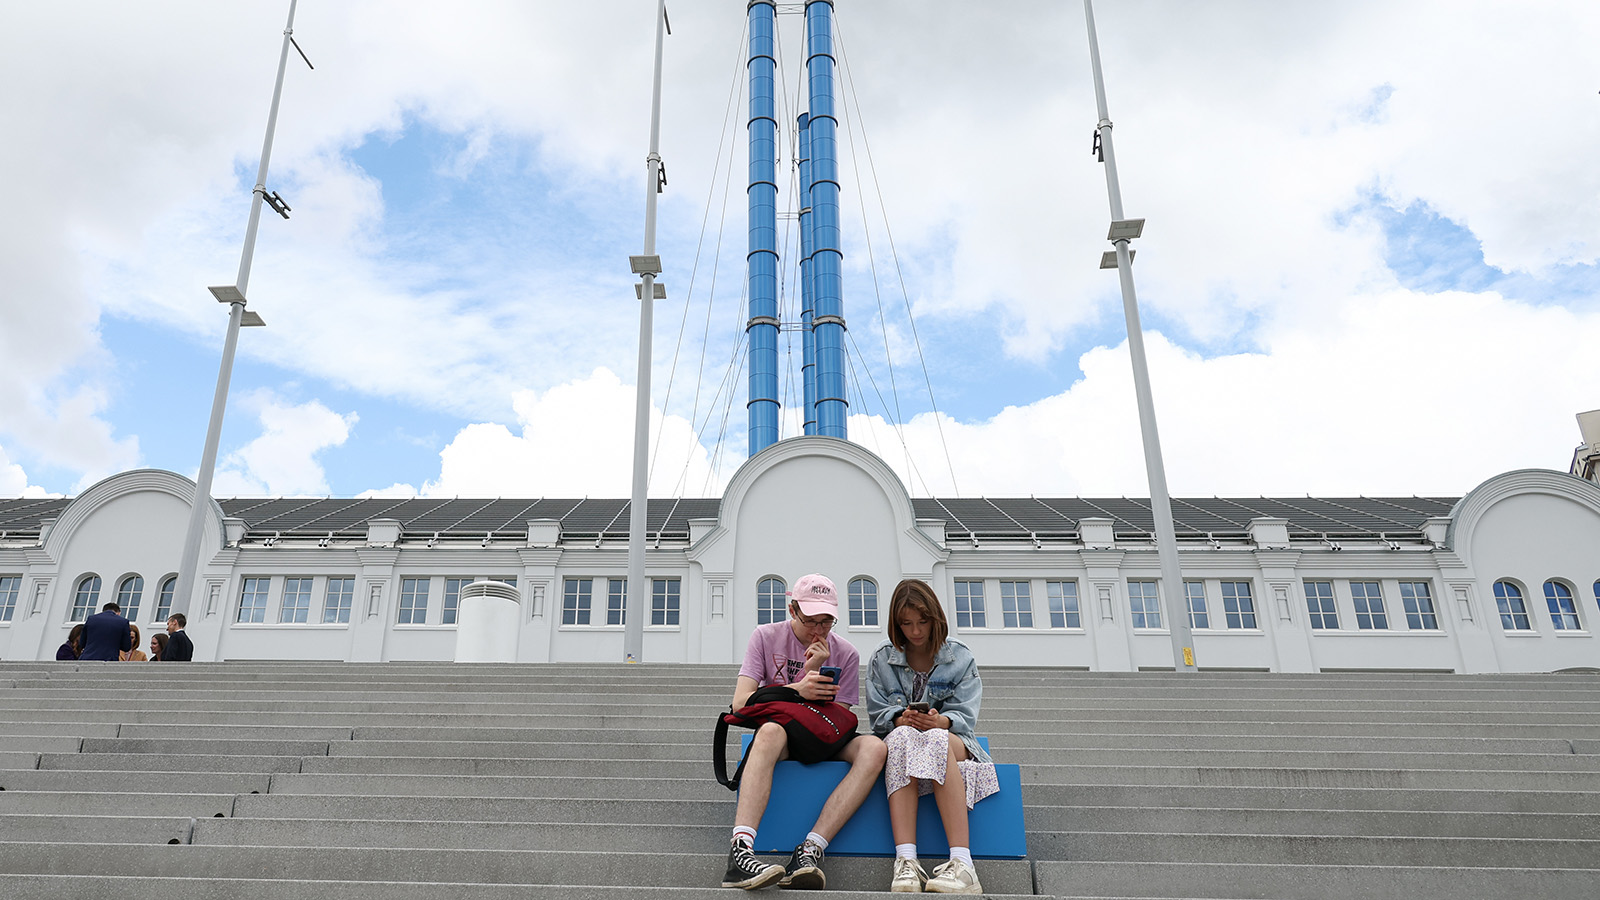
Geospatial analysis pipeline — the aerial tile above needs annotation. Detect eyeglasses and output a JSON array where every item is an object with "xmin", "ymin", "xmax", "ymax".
[{"xmin": 792, "ymin": 608, "xmax": 836, "ymax": 631}]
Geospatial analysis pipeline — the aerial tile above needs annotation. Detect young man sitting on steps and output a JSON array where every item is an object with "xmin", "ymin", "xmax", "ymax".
[{"xmin": 722, "ymin": 573, "xmax": 888, "ymax": 890}]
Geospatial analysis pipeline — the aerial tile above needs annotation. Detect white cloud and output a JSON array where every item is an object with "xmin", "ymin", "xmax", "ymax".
[
  {"xmin": 213, "ymin": 393, "xmax": 357, "ymax": 497},
  {"xmin": 407, "ymin": 368, "xmax": 722, "ymax": 498},
  {"xmin": 5, "ymin": 0, "xmax": 1598, "ymax": 499},
  {"xmin": 0, "ymin": 445, "xmax": 57, "ymax": 499},
  {"xmin": 858, "ymin": 286, "xmax": 1599, "ymax": 499}
]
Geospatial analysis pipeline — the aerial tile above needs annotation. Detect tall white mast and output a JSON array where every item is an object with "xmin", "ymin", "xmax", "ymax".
[
  {"xmin": 624, "ymin": 0, "xmax": 669, "ymax": 663},
  {"xmin": 1083, "ymin": 0, "xmax": 1197, "ymax": 672},
  {"xmin": 172, "ymin": 0, "xmax": 304, "ymax": 622}
]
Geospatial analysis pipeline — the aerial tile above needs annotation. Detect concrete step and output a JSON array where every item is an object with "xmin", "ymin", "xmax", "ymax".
[
  {"xmin": 37, "ymin": 753, "xmax": 303, "ymax": 773},
  {"xmin": 1035, "ymin": 860, "xmax": 1599, "ymax": 899},
  {"xmin": 232, "ymin": 793, "xmax": 735, "ymax": 825},
  {"xmin": 1007, "ymin": 749, "xmax": 1600, "ymax": 772},
  {"xmin": 0, "ymin": 770, "xmax": 271, "ymax": 794},
  {"xmin": 194, "ymin": 817, "xmax": 735, "ymax": 851},
  {"xmin": 0, "ymin": 791, "xmax": 234, "ymax": 818},
  {"xmin": 116, "ymin": 724, "xmax": 356, "ymax": 741},
  {"xmin": 266, "ymin": 772, "xmax": 734, "ymax": 801},
  {"xmin": 297, "ymin": 756, "xmax": 705, "ymax": 778},
  {"xmin": 0, "ymin": 814, "xmax": 194, "ymax": 844},
  {"xmin": 0, "ymin": 876, "xmax": 1054, "ymax": 900},
  {"xmin": 0, "ymin": 842, "xmax": 1037, "ymax": 893},
  {"xmin": 1016, "ymin": 766, "xmax": 1600, "ymax": 791},
  {"xmin": 79, "ymin": 737, "xmax": 334, "ymax": 757},
  {"xmin": 1018, "ymin": 783, "xmax": 1600, "ymax": 814},
  {"xmin": 0, "ymin": 752, "xmax": 39, "ymax": 769},
  {"xmin": 324, "ymin": 739, "xmax": 707, "ymax": 759},
  {"xmin": 1032, "ymin": 830, "xmax": 1600, "ymax": 867},
  {"xmin": 1024, "ymin": 805, "xmax": 1600, "ymax": 839},
  {"xmin": 0, "ymin": 735, "xmax": 82, "ymax": 753}
]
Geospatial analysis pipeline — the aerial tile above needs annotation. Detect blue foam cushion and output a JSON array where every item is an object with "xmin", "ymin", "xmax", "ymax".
[{"xmin": 735, "ymin": 734, "xmax": 1026, "ymax": 858}]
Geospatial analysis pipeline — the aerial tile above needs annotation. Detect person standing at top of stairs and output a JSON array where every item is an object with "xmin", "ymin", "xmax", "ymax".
[{"xmin": 79, "ymin": 603, "xmax": 132, "ymax": 661}]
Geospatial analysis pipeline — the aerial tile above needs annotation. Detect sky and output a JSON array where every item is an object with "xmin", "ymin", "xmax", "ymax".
[{"xmin": 2, "ymin": 0, "xmax": 1597, "ymax": 502}]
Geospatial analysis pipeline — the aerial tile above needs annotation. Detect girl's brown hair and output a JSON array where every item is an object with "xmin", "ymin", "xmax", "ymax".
[{"xmin": 887, "ymin": 579, "xmax": 949, "ymax": 653}]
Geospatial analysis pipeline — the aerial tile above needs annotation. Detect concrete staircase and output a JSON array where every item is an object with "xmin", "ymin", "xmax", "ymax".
[{"xmin": 0, "ymin": 662, "xmax": 1596, "ymax": 899}]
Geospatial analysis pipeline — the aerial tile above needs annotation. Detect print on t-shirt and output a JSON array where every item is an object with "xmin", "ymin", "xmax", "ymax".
[{"xmin": 772, "ymin": 654, "xmax": 807, "ymax": 687}]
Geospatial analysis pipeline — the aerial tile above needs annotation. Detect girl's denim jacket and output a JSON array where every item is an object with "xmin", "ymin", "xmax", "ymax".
[{"xmin": 865, "ymin": 638, "xmax": 991, "ymax": 764}]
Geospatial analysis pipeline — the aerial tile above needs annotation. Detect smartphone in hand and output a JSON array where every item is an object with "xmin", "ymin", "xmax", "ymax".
[
  {"xmin": 908, "ymin": 701, "xmax": 931, "ymax": 713},
  {"xmin": 818, "ymin": 665, "xmax": 842, "ymax": 684}
]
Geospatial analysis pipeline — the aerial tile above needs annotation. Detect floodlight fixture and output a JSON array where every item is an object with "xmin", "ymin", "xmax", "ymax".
[
  {"xmin": 1107, "ymin": 218, "xmax": 1145, "ymax": 241},
  {"xmin": 240, "ymin": 311, "xmax": 267, "ymax": 327},
  {"xmin": 635, "ymin": 283, "xmax": 667, "ymax": 300},
  {"xmin": 209, "ymin": 285, "xmax": 247, "ymax": 303},
  {"xmin": 629, "ymin": 255, "xmax": 663, "ymax": 275},
  {"xmin": 1099, "ymin": 249, "xmax": 1136, "ymax": 269}
]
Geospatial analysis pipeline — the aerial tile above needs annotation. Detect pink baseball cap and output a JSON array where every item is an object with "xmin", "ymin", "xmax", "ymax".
[{"xmin": 788, "ymin": 574, "xmax": 839, "ymax": 619}]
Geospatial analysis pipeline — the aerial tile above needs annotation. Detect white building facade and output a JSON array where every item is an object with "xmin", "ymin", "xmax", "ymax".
[{"xmin": 2, "ymin": 437, "xmax": 1598, "ymax": 673}]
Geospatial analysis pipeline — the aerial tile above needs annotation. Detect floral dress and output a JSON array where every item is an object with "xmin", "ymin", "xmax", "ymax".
[{"xmin": 882, "ymin": 668, "xmax": 1000, "ymax": 809}]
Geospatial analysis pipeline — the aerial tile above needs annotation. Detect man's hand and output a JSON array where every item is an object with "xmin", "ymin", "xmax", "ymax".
[
  {"xmin": 802, "ymin": 639, "xmax": 830, "ymax": 672},
  {"xmin": 790, "ymin": 669, "xmax": 839, "ymax": 702}
]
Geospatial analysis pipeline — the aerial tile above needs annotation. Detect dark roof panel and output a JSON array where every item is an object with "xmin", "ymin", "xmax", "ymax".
[{"xmin": 0, "ymin": 494, "xmax": 1464, "ymax": 541}]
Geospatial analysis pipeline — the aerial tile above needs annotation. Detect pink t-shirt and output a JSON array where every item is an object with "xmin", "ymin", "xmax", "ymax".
[{"xmin": 738, "ymin": 620, "xmax": 860, "ymax": 707}]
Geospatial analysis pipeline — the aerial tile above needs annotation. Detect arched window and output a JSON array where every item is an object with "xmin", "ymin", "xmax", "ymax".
[
  {"xmin": 757, "ymin": 577, "xmax": 787, "ymax": 625},
  {"xmin": 1544, "ymin": 581, "xmax": 1580, "ymax": 631},
  {"xmin": 155, "ymin": 576, "xmax": 177, "ymax": 622},
  {"xmin": 1493, "ymin": 581, "xmax": 1531, "ymax": 631},
  {"xmin": 70, "ymin": 575, "xmax": 102, "ymax": 622},
  {"xmin": 116, "ymin": 575, "xmax": 144, "ymax": 621},
  {"xmin": 848, "ymin": 577, "xmax": 878, "ymax": 627}
]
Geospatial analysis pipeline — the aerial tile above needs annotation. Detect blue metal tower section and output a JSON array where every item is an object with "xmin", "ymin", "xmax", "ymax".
[
  {"xmin": 746, "ymin": 0, "xmax": 781, "ymax": 455},
  {"xmin": 798, "ymin": 112, "xmax": 819, "ymax": 435},
  {"xmin": 806, "ymin": 0, "xmax": 848, "ymax": 439}
]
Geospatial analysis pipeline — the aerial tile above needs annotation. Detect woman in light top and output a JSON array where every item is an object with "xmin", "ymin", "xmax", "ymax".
[
  {"xmin": 866, "ymin": 579, "xmax": 998, "ymax": 894},
  {"xmin": 121, "ymin": 624, "xmax": 147, "ymax": 661}
]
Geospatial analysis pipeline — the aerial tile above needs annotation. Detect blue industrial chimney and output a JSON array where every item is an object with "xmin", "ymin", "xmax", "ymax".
[
  {"xmin": 746, "ymin": 0, "xmax": 780, "ymax": 455},
  {"xmin": 746, "ymin": 0, "xmax": 845, "ymax": 454},
  {"xmin": 798, "ymin": 112, "xmax": 818, "ymax": 436},
  {"xmin": 805, "ymin": 0, "xmax": 847, "ymax": 439}
]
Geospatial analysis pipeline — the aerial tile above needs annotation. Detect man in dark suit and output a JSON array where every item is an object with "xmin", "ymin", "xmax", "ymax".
[
  {"xmin": 79, "ymin": 602, "xmax": 132, "ymax": 661},
  {"xmin": 161, "ymin": 613, "xmax": 195, "ymax": 662}
]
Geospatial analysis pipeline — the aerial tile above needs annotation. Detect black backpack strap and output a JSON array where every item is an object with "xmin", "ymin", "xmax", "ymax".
[{"xmin": 713, "ymin": 709, "xmax": 754, "ymax": 791}]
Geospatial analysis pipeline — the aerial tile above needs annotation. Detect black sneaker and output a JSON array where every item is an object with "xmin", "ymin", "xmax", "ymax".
[
  {"xmin": 723, "ymin": 839, "xmax": 784, "ymax": 890},
  {"xmin": 779, "ymin": 840, "xmax": 826, "ymax": 890}
]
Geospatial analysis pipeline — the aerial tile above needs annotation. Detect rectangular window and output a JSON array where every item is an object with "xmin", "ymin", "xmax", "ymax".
[
  {"xmin": 0, "ymin": 575, "xmax": 20, "ymax": 622},
  {"xmin": 953, "ymin": 580, "xmax": 986, "ymax": 628},
  {"xmin": 1304, "ymin": 580, "xmax": 1338, "ymax": 629},
  {"xmin": 237, "ymin": 577, "xmax": 270, "ymax": 624},
  {"xmin": 1351, "ymin": 581, "xmax": 1387, "ymax": 630},
  {"xmin": 848, "ymin": 578, "xmax": 878, "ymax": 627},
  {"xmin": 1000, "ymin": 581, "xmax": 1034, "ymax": 628},
  {"xmin": 398, "ymin": 577, "xmax": 429, "ymax": 624},
  {"xmin": 1400, "ymin": 581, "xmax": 1439, "ymax": 630},
  {"xmin": 280, "ymin": 577, "xmax": 313, "ymax": 623},
  {"xmin": 651, "ymin": 578, "xmax": 681, "ymax": 626},
  {"xmin": 323, "ymin": 577, "xmax": 354, "ymax": 624},
  {"xmin": 1046, "ymin": 581, "xmax": 1080, "ymax": 628},
  {"xmin": 1128, "ymin": 580, "xmax": 1162, "ymax": 629},
  {"xmin": 607, "ymin": 578, "xmax": 627, "ymax": 626},
  {"xmin": 1221, "ymin": 581, "xmax": 1257, "ymax": 629},
  {"xmin": 443, "ymin": 578, "xmax": 470, "ymax": 625},
  {"xmin": 563, "ymin": 577, "xmax": 594, "ymax": 625},
  {"xmin": 1185, "ymin": 581, "xmax": 1210, "ymax": 629}
]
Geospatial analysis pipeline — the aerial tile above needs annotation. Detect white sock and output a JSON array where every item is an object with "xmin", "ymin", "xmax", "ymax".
[
  {"xmin": 949, "ymin": 846, "xmax": 973, "ymax": 867},
  {"xmin": 895, "ymin": 843, "xmax": 918, "ymax": 861},
  {"xmin": 732, "ymin": 826, "xmax": 757, "ymax": 846},
  {"xmin": 804, "ymin": 831, "xmax": 829, "ymax": 852}
]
